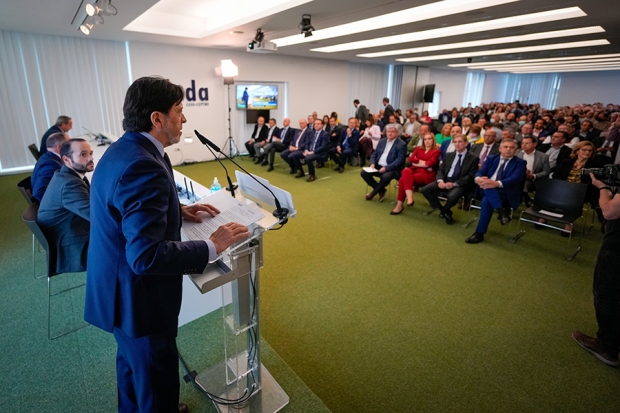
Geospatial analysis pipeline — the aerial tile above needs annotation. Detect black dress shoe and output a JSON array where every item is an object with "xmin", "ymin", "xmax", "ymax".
[
  {"xmin": 378, "ymin": 189, "xmax": 387, "ymax": 202},
  {"xmin": 500, "ymin": 213, "xmax": 511, "ymax": 226},
  {"xmin": 178, "ymin": 403, "xmax": 189, "ymax": 413},
  {"xmin": 337, "ymin": 167, "xmax": 344, "ymax": 173},
  {"xmin": 444, "ymin": 210, "xmax": 454, "ymax": 225},
  {"xmin": 406, "ymin": 201, "xmax": 414, "ymax": 207},
  {"xmin": 306, "ymin": 175, "xmax": 317, "ymax": 182},
  {"xmin": 316, "ymin": 163, "xmax": 324, "ymax": 169},
  {"xmin": 295, "ymin": 171, "xmax": 305, "ymax": 178},
  {"xmin": 267, "ymin": 165, "xmax": 274, "ymax": 172},
  {"xmin": 390, "ymin": 208, "xmax": 404, "ymax": 215},
  {"xmin": 261, "ymin": 160, "xmax": 269, "ymax": 166},
  {"xmin": 466, "ymin": 232, "xmax": 484, "ymax": 243}
]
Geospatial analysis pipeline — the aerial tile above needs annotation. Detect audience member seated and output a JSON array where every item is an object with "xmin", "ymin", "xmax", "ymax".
[
  {"xmin": 435, "ymin": 123, "xmax": 453, "ymax": 145},
  {"xmin": 39, "ymin": 115, "xmax": 72, "ymax": 156},
  {"xmin": 470, "ymin": 129, "xmax": 500, "ymax": 168},
  {"xmin": 465, "ymin": 139, "xmax": 526, "ymax": 244},
  {"xmin": 245, "ymin": 115, "xmax": 268, "ymax": 159},
  {"xmin": 577, "ymin": 120, "xmax": 601, "ymax": 142},
  {"xmin": 407, "ymin": 124, "xmax": 430, "ymax": 154},
  {"xmin": 461, "ymin": 117, "xmax": 472, "ymax": 136},
  {"xmin": 422, "ymin": 134, "xmax": 479, "ymax": 225},
  {"xmin": 531, "ymin": 118, "xmax": 550, "ymax": 143},
  {"xmin": 322, "ymin": 115, "xmax": 331, "ymax": 132},
  {"xmin": 263, "ymin": 118, "xmax": 295, "ymax": 172},
  {"xmin": 503, "ymin": 113, "xmax": 519, "ymax": 132},
  {"xmin": 290, "ymin": 119, "xmax": 328, "ymax": 182},
  {"xmin": 402, "ymin": 113, "xmax": 421, "ymax": 144},
  {"xmin": 438, "ymin": 109, "xmax": 450, "ymax": 124},
  {"xmin": 466, "ymin": 124, "xmax": 482, "ymax": 145},
  {"xmin": 359, "ymin": 117, "xmax": 382, "ymax": 165},
  {"xmin": 515, "ymin": 122, "xmax": 532, "ymax": 147},
  {"xmin": 516, "ymin": 136, "xmax": 550, "ymax": 207},
  {"xmin": 449, "ymin": 109, "xmax": 461, "ymax": 126},
  {"xmin": 281, "ymin": 119, "xmax": 311, "ymax": 174},
  {"xmin": 538, "ymin": 131, "xmax": 572, "ymax": 173},
  {"xmin": 31, "ymin": 132, "xmax": 69, "ymax": 202},
  {"xmin": 37, "ymin": 138, "xmax": 94, "ymax": 273},
  {"xmin": 330, "ymin": 118, "xmax": 359, "ymax": 173},
  {"xmin": 327, "ymin": 116, "xmax": 345, "ymax": 154},
  {"xmin": 383, "ymin": 115, "xmax": 402, "ymax": 136},
  {"xmin": 439, "ymin": 125, "xmax": 463, "ymax": 159},
  {"xmin": 391, "ymin": 133, "xmax": 440, "ymax": 215},
  {"xmin": 361, "ymin": 125, "xmax": 406, "ymax": 202},
  {"xmin": 254, "ymin": 118, "xmax": 280, "ymax": 165},
  {"xmin": 419, "ymin": 110, "xmax": 431, "ymax": 125}
]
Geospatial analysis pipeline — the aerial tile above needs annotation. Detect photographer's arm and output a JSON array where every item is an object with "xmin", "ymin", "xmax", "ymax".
[{"xmin": 591, "ymin": 173, "xmax": 620, "ymax": 220}]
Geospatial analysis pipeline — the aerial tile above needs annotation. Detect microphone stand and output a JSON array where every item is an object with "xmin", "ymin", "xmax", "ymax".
[
  {"xmin": 194, "ymin": 130, "xmax": 289, "ymax": 224},
  {"xmin": 197, "ymin": 134, "xmax": 237, "ymax": 198}
]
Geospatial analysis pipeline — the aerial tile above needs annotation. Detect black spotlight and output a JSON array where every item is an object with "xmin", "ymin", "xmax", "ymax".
[
  {"xmin": 254, "ymin": 28, "xmax": 265, "ymax": 43},
  {"xmin": 299, "ymin": 14, "xmax": 314, "ymax": 38}
]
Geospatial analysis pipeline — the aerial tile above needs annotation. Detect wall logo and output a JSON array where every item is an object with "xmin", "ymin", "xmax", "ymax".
[{"xmin": 185, "ymin": 80, "xmax": 209, "ymax": 107}]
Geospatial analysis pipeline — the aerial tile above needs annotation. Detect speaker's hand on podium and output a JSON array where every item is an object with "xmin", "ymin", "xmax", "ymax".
[
  {"xmin": 182, "ymin": 204, "xmax": 220, "ymax": 223},
  {"xmin": 210, "ymin": 222, "xmax": 250, "ymax": 254}
]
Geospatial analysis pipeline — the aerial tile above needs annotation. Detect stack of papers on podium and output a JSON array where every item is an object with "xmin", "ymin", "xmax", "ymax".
[{"xmin": 181, "ymin": 190, "xmax": 265, "ymax": 241}]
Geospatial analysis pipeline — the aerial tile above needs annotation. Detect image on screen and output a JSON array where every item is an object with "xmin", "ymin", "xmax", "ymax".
[{"xmin": 236, "ymin": 85, "xmax": 278, "ymax": 110}]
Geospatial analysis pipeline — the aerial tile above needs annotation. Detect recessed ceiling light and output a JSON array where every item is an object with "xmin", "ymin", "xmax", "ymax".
[
  {"xmin": 449, "ymin": 53, "xmax": 620, "ymax": 67},
  {"xmin": 357, "ymin": 26, "xmax": 604, "ymax": 58},
  {"xmin": 395, "ymin": 39, "xmax": 609, "ymax": 63},
  {"xmin": 311, "ymin": 7, "xmax": 586, "ymax": 53},
  {"xmin": 272, "ymin": 0, "xmax": 519, "ymax": 47}
]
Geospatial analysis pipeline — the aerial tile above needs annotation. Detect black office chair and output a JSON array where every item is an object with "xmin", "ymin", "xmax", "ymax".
[
  {"xmin": 510, "ymin": 178, "xmax": 588, "ymax": 261},
  {"xmin": 28, "ymin": 144, "xmax": 40, "ymax": 161},
  {"xmin": 17, "ymin": 176, "xmax": 36, "ymax": 205},
  {"xmin": 22, "ymin": 204, "xmax": 88, "ymax": 339}
]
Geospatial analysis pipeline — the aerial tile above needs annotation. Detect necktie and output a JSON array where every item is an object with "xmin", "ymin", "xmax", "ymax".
[
  {"xmin": 451, "ymin": 154, "xmax": 462, "ymax": 179},
  {"xmin": 479, "ymin": 146, "xmax": 490, "ymax": 165},
  {"xmin": 496, "ymin": 159, "xmax": 507, "ymax": 181},
  {"xmin": 312, "ymin": 132, "xmax": 319, "ymax": 151},
  {"xmin": 82, "ymin": 176, "xmax": 90, "ymax": 188},
  {"xmin": 163, "ymin": 152, "xmax": 173, "ymax": 173}
]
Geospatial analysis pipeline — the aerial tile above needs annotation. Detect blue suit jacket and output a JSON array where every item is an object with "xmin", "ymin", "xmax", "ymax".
[
  {"xmin": 475, "ymin": 154, "xmax": 527, "ymax": 208},
  {"xmin": 370, "ymin": 138, "xmax": 407, "ymax": 172},
  {"xmin": 290, "ymin": 128, "xmax": 311, "ymax": 150},
  {"xmin": 338, "ymin": 128, "xmax": 360, "ymax": 152},
  {"xmin": 37, "ymin": 165, "xmax": 90, "ymax": 273},
  {"xmin": 31, "ymin": 151, "xmax": 63, "ymax": 202},
  {"xmin": 278, "ymin": 127, "xmax": 297, "ymax": 146},
  {"xmin": 39, "ymin": 125, "xmax": 62, "ymax": 156},
  {"xmin": 306, "ymin": 129, "xmax": 329, "ymax": 154},
  {"xmin": 84, "ymin": 132, "xmax": 211, "ymax": 338}
]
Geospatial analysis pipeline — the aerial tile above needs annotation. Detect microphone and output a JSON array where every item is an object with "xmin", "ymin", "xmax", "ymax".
[
  {"xmin": 194, "ymin": 130, "xmax": 237, "ymax": 198},
  {"xmin": 194, "ymin": 130, "xmax": 289, "ymax": 224}
]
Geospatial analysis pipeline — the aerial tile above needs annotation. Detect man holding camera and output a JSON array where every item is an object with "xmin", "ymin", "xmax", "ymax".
[{"xmin": 573, "ymin": 171, "xmax": 620, "ymax": 367}]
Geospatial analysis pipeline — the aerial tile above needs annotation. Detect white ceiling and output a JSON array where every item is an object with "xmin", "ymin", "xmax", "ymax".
[{"xmin": 0, "ymin": 0, "xmax": 618, "ymax": 70}]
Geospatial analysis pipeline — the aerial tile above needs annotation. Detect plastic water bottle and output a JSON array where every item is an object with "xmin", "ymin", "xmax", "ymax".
[{"xmin": 210, "ymin": 177, "xmax": 222, "ymax": 193}]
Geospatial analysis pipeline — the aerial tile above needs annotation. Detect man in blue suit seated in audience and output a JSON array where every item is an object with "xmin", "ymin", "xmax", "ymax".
[
  {"xmin": 39, "ymin": 115, "xmax": 72, "ymax": 156},
  {"xmin": 281, "ymin": 118, "xmax": 311, "ymax": 174},
  {"xmin": 84, "ymin": 76, "xmax": 250, "ymax": 413},
  {"xmin": 31, "ymin": 131, "xmax": 69, "ymax": 202},
  {"xmin": 330, "ymin": 117, "xmax": 359, "ymax": 173},
  {"xmin": 291, "ymin": 118, "xmax": 328, "ymax": 182},
  {"xmin": 361, "ymin": 124, "xmax": 407, "ymax": 202},
  {"xmin": 37, "ymin": 138, "xmax": 94, "ymax": 273},
  {"xmin": 466, "ymin": 138, "xmax": 527, "ymax": 244}
]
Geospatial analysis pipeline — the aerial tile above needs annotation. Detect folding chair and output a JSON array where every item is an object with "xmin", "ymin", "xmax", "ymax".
[
  {"xmin": 22, "ymin": 204, "xmax": 88, "ymax": 339},
  {"xmin": 509, "ymin": 179, "xmax": 588, "ymax": 261}
]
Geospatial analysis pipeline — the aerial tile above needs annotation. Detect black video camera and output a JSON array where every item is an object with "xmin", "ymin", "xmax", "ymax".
[{"xmin": 582, "ymin": 164, "xmax": 620, "ymax": 187}]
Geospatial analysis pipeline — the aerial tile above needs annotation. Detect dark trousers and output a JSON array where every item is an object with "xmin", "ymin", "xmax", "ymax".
[
  {"xmin": 361, "ymin": 168, "xmax": 399, "ymax": 195},
  {"xmin": 113, "ymin": 328, "xmax": 179, "ymax": 413},
  {"xmin": 329, "ymin": 148, "xmax": 354, "ymax": 168},
  {"xmin": 421, "ymin": 181, "xmax": 467, "ymax": 212},
  {"xmin": 245, "ymin": 141, "xmax": 257, "ymax": 157},
  {"xmin": 594, "ymin": 248, "xmax": 620, "ymax": 353},
  {"xmin": 280, "ymin": 149, "xmax": 300, "ymax": 170},
  {"xmin": 292, "ymin": 152, "xmax": 324, "ymax": 176},
  {"xmin": 475, "ymin": 188, "xmax": 509, "ymax": 234},
  {"xmin": 264, "ymin": 141, "xmax": 286, "ymax": 165}
]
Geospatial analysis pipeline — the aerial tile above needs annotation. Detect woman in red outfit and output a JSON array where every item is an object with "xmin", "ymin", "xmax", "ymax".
[{"xmin": 391, "ymin": 133, "xmax": 440, "ymax": 215}]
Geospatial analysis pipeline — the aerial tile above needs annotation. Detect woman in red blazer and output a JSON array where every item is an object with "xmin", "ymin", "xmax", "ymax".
[{"xmin": 391, "ymin": 133, "xmax": 440, "ymax": 214}]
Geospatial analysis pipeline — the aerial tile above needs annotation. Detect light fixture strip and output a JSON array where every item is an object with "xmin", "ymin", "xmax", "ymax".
[
  {"xmin": 272, "ymin": 0, "xmax": 520, "ymax": 47},
  {"xmin": 449, "ymin": 53, "xmax": 620, "ymax": 67},
  {"xmin": 310, "ymin": 7, "xmax": 586, "ymax": 53},
  {"xmin": 395, "ymin": 39, "xmax": 609, "ymax": 63},
  {"xmin": 509, "ymin": 67, "xmax": 620, "ymax": 73},
  {"xmin": 356, "ymin": 26, "xmax": 603, "ymax": 58},
  {"xmin": 484, "ymin": 60, "xmax": 620, "ymax": 71}
]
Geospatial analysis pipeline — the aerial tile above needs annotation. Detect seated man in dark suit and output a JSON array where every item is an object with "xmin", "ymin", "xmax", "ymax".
[
  {"xmin": 469, "ymin": 129, "xmax": 500, "ymax": 168},
  {"xmin": 515, "ymin": 136, "xmax": 550, "ymax": 206},
  {"xmin": 254, "ymin": 118, "xmax": 280, "ymax": 165},
  {"xmin": 39, "ymin": 115, "xmax": 72, "ymax": 156},
  {"xmin": 538, "ymin": 130, "xmax": 572, "ymax": 173},
  {"xmin": 290, "ymin": 119, "xmax": 328, "ymax": 182},
  {"xmin": 577, "ymin": 119, "xmax": 601, "ymax": 142},
  {"xmin": 421, "ymin": 134, "xmax": 479, "ymax": 225},
  {"xmin": 361, "ymin": 125, "xmax": 407, "ymax": 202},
  {"xmin": 37, "ymin": 138, "xmax": 94, "ymax": 273},
  {"xmin": 31, "ymin": 132, "xmax": 69, "ymax": 202},
  {"xmin": 244, "ymin": 115, "xmax": 268, "ymax": 159},
  {"xmin": 330, "ymin": 117, "xmax": 360, "ymax": 173},
  {"xmin": 280, "ymin": 118, "xmax": 311, "ymax": 174},
  {"xmin": 466, "ymin": 139, "xmax": 527, "ymax": 244},
  {"xmin": 263, "ymin": 117, "xmax": 295, "ymax": 171},
  {"xmin": 326, "ymin": 116, "xmax": 345, "ymax": 156}
]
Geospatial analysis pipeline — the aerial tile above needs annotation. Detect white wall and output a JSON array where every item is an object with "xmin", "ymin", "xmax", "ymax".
[
  {"xmin": 556, "ymin": 71, "xmax": 620, "ymax": 107},
  {"xmin": 129, "ymin": 42, "xmax": 350, "ymax": 163},
  {"xmin": 400, "ymin": 66, "xmax": 430, "ymax": 111},
  {"xmin": 428, "ymin": 68, "xmax": 468, "ymax": 111}
]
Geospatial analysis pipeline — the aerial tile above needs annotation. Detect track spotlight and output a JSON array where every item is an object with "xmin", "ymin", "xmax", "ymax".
[
  {"xmin": 248, "ymin": 29, "xmax": 265, "ymax": 50},
  {"xmin": 80, "ymin": 15, "xmax": 104, "ymax": 35},
  {"xmin": 86, "ymin": 0, "xmax": 117, "ymax": 17},
  {"xmin": 299, "ymin": 14, "xmax": 314, "ymax": 38}
]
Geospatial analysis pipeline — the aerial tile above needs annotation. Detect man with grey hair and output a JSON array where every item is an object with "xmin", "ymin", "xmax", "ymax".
[
  {"xmin": 39, "ymin": 115, "xmax": 72, "ymax": 155},
  {"xmin": 32, "ymin": 132, "xmax": 70, "ymax": 202},
  {"xmin": 361, "ymin": 124, "xmax": 406, "ymax": 202},
  {"xmin": 402, "ymin": 113, "xmax": 421, "ymax": 143}
]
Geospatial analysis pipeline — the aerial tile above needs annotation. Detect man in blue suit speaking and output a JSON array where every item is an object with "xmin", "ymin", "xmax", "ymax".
[
  {"xmin": 466, "ymin": 139, "xmax": 526, "ymax": 244},
  {"xmin": 84, "ymin": 76, "xmax": 250, "ymax": 413}
]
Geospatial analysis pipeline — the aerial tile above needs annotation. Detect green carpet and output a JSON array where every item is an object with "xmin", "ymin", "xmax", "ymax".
[{"xmin": 2, "ymin": 154, "xmax": 620, "ymax": 412}]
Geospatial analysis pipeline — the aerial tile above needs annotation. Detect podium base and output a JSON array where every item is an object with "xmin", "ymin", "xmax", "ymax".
[{"xmin": 195, "ymin": 362, "xmax": 289, "ymax": 413}]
